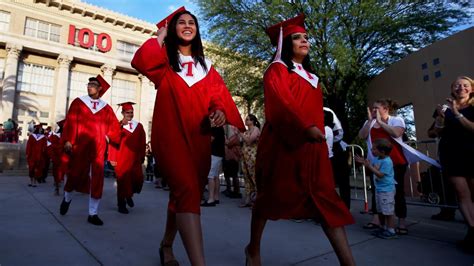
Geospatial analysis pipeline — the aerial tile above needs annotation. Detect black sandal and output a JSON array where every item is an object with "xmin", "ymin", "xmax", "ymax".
[
  {"xmin": 363, "ymin": 222, "xmax": 380, "ymax": 229},
  {"xmin": 159, "ymin": 241, "xmax": 179, "ymax": 266}
]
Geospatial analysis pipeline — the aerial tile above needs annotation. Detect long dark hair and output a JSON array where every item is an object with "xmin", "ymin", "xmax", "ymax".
[
  {"xmin": 164, "ymin": 11, "xmax": 207, "ymax": 73},
  {"xmin": 272, "ymin": 34, "xmax": 314, "ymax": 74},
  {"xmin": 247, "ymin": 114, "xmax": 261, "ymax": 129}
]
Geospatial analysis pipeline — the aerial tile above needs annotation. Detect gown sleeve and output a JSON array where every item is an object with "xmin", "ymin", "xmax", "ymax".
[
  {"xmin": 61, "ymin": 99, "xmax": 81, "ymax": 147},
  {"xmin": 264, "ymin": 63, "xmax": 315, "ymax": 148},
  {"xmin": 208, "ymin": 67, "xmax": 245, "ymax": 132},
  {"xmin": 131, "ymin": 38, "xmax": 169, "ymax": 86}
]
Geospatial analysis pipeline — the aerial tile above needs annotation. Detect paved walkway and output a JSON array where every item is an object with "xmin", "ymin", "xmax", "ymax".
[{"xmin": 0, "ymin": 175, "xmax": 472, "ymax": 265}]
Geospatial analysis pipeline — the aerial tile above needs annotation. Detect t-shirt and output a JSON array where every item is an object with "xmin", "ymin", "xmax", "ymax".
[
  {"xmin": 369, "ymin": 116, "xmax": 408, "ymax": 165},
  {"xmin": 371, "ymin": 156, "xmax": 396, "ymax": 193}
]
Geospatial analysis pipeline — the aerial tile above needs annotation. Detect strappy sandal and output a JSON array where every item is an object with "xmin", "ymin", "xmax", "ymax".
[
  {"xmin": 363, "ymin": 222, "xmax": 380, "ymax": 229},
  {"xmin": 159, "ymin": 241, "xmax": 179, "ymax": 266},
  {"xmin": 395, "ymin": 227, "xmax": 408, "ymax": 235}
]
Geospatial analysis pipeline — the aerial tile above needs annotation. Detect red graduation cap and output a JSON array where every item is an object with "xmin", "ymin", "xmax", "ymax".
[
  {"xmin": 89, "ymin": 75, "xmax": 110, "ymax": 98},
  {"xmin": 266, "ymin": 14, "xmax": 306, "ymax": 46},
  {"xmin": 117, "ymin": 101, "xmax": 136, "ymax": 112},
  {"xmin": 156, "ymin": 6, "xmax": 186, "ymax": 29}
]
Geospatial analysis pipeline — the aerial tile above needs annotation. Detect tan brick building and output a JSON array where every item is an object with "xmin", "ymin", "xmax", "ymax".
[
  {"xmin": 0, "ymin": 0, "xmax": 157, "ymax": 140},
  {"xmin": 368, "ymin": 26, "xmax": 474, "ymax": 150}
]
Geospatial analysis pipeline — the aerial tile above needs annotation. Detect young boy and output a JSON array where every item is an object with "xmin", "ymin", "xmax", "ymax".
[{"xmin": 356, "ymin": 138, "xmax": 397, "ymax": 239}]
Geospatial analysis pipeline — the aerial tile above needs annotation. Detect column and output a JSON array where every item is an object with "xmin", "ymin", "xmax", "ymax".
[
  {"xmin": 100, "ymin": 64, "xmax": 115, "ymax": 105},
  {"xmin": 54, "ymin": 54, "xmax": 73, "ymax": 121},
  {"xmin": 138, "ymin": 74, "xmax": 153, "ymax": 141},
  {"xmin": 1, "ymin": 43, "xmax": 22, "ymax": 123}
]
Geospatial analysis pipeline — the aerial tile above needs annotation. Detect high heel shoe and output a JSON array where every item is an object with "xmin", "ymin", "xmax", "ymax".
[
  {"xmin": 244, "ymin": 246, "xmax": 251, "ymax": 266},
  {"xmin": 159, "ymin": 241, "xmax": 179, "ymax": 266}
]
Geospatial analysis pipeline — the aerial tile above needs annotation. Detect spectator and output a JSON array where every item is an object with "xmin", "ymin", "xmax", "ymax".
[
  {"xmin": 239, "ymin": 114, "xmax": 260, "ymax": 208},
  {"xmin": 222, "ymin": 124, "xmax": 242, "ymax": 199},
  {"xmin": 201, "ymin": 126, "xmax": 225, "ymax": 207},
  {"xmin": 358, "ymin": 98, "xmax": 440, "ymax": 235},
  {"xmin": 324, "ymin": 107, "xmax": 352, "ymax": 209},
  {"xmin": 0, "ymin": 124, "xmax": 4, "ymax": 142},
  {"xmin": 3, "ymin": 118, "xmax": 14, "ymax": 142},
  {"xmin": 431, "ymin": 76, "xmax": 474, "ymax": 253},
  {"xmin": 356, "ymin": 139, "xmax": 397, "ymax": 239},
  {"xmin": 145, "ymin": 143, "xmax": 154, "ymax": 183}
]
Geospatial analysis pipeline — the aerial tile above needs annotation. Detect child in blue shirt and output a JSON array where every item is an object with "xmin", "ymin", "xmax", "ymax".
[{"xmin": 356, "ymin": 138, "xmax": 397, "ymax": 239}]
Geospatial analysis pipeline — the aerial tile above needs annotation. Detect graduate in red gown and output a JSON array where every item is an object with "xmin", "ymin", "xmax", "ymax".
[
  {"xmin": 59, "ymin": 75, "xmax": 121, "ymax": 226},
  {"xmin": 26, "ymin": 124, "xmax": 47, "ymax": 187},
  {"xmin": 108, "ymin": 102, "xmax": 146, "ymax": 214},
  {"xmin": 132, "ymin": 7, "xmax": 244, "ymax": 265},
  {"xmin": 47, "ymin": 120, "xmax": 65, "ymax": 195},
  {"xmin": 245, "ymin": 14, "xmax": 355, "ymax": 266}
]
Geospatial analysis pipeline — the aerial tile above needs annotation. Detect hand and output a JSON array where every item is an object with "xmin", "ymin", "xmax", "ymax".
[
  {"xmin": 64, "ymin": 141, "xmax": 72, "ymax": 154},
  {"xmin": 354, "ymin": 155, "xmax": 369, "ymax": 167},
  {"xmin": 209, "ymin": 110, "xmax": 226, "ymax": 127},
  {"xmin": 110, "ymin": 161, "xmax": 117, "ymax": 167},
  {"xmin": 375, "ymin": 109, "xmax": 382, "ymax": 124},
  {"xmin": 367, "ymin": 107, "xmax": 373, "ymax": 121},
  {"xmin": 446, "ymin": 98, "xmax": 459, "ymax": 115},
  {"xmin": 306, "ymin": 126, "xmax": 326, "ymax": 143},
  {"xmin": 435, "ymin": 104, "xmax": 446, "ymax": 118},
  {"xmin": 156, "ymin": 24, "xmax": 168, "ymax": 38}
]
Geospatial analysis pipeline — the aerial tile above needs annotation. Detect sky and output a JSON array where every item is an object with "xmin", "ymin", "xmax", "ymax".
[{"xmin": 82, "ymin": 0, "xmax": 200, "ymax": 25}]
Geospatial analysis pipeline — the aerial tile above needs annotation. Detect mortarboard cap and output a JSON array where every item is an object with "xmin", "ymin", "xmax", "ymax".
[
  {"xmin": 89, "ymin": 75, "xmax": 110, "ymax": 98},
  {"xmin": 156, "ymin": 6, "xmax": 186, "ymax": 29},
  {"xmin": 118, "ymin": 101, "xmax": 136, "ymax": 112},
  {"xmin": 265, "ymin": 14, "xmax": 306, "ymax": 46}
]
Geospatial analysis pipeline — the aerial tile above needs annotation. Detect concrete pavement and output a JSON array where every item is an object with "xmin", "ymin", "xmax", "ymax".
[{"xmin": 0, "ymin": 174, "xmax": 472, "ymax": 266}]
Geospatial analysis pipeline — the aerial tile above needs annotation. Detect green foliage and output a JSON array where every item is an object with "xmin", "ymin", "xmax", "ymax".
[{"xmin": 196, "ymin": 0, "xmax": 470, "ymax": 141}]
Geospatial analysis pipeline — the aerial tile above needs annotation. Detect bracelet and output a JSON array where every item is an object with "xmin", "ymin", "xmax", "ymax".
[{"xmin": 455, "ymin": 113, "xmax": 464, "ymax": 119}]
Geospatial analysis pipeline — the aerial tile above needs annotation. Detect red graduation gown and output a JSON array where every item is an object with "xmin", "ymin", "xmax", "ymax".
[
  {"xmin": 26, "ymin": 134, "xmax": 47, "ymax": 179},
  {"xmin": 254, "ymin": 63, "xmax": 354, "ymax": 228},
  {"xmin": 108, "ymin": 120, "xmax": 146, "ymax": 198},
  {"xmin": 132, "ymin": 38, "xmax": 245, "ymax": 214},
  {"xmin": 61, "ymin": 96, "xmax": 121, "ymax": 199},
  {"xmin": 47, "ymin": 133, "xmax": 65, "ymax": 184}
]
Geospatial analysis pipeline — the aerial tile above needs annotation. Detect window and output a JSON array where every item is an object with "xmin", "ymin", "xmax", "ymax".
[
  {"xmin": 17, "ymin": 62, "xmax": 55, "ymax": 95},
  {"xmin": 28, "ymin": 110, "xmax": 37, "ymax": 117},
  {"xmin": 434, "ymin": 70, "xmax": 441, "ymax": 78},
  {"xmin": 111, "ymin": 78, "xmax": 136, "ymax": 105},
  {"xmin": 24, "ymin": 17, "xmax": 60, "ymax": 42},
  {"xmin": 0, "ymin": 57, "xmax": 5, "ymax": 80},
  {"xmin": 68, "ymin": 71, "xmax": 93, "ymax": 105},
  {"xmin": 433, "ymin": 58, "xmax": 440, "ymax": 65},
  {"xmin": 423, "ymin": 75, "xmax": 429, "ymax": 82},
  {"xmin": 421, "ymin": 63, "xmax": 428, "ymax": 70},
  {"xmin": 117, "ymin": 41, "xmax": 139, "ymax": 58},
  {"xmin": 40, "ymin": 111, "xmax": 49, "ymax": 118},
  {"xmin": 0, "ymin": 11, "xmax": 10, "ymax": 31}
]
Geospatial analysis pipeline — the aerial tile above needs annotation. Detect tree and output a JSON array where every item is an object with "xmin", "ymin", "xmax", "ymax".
[{"xmin": 196, "ymin": 0, "xmax": 470, "ymax": 141}]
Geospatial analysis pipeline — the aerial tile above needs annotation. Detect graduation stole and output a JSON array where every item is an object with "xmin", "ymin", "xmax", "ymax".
[
  {"xmin": 291, "ymin": 62, "xmax": 319, "ymax": 88},
  {"xmin": 79, "ymin": 95, "xmax": 107, "ymax": 114},
  {"xmin": 176, "ymin": 54, "xmax": 212, "ymax": 87},
  {"xmin": 123, "ymin": 120, "xmax": 139, "ymax": 133},
  {"xmin": 32, "ymin": 134, "xmax": 45, "ymax": 141}
]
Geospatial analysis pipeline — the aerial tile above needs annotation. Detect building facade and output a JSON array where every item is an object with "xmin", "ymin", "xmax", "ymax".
[
  {"xmin": 0, "ymin": 0, "xmax": 157, "ymax": 140},
  {"xmin": 368, "ymin": 26, "xmax": 474, "ymax": 153}
]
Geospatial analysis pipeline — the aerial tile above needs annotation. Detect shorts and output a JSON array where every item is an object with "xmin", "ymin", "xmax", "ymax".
[
  {"xmin": 208, "ymin": 155, "xmax": 223, "ymax": 178},
  {"xmin": 376, "ymin": 191, "xmax": 395, "ymax": 215}
]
